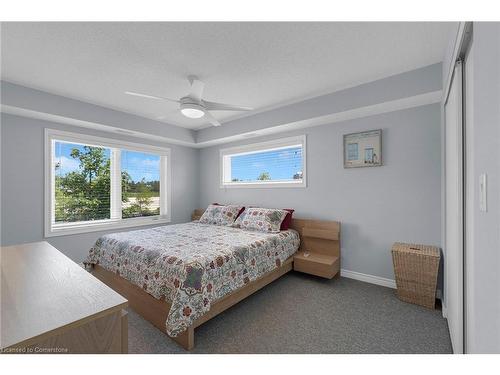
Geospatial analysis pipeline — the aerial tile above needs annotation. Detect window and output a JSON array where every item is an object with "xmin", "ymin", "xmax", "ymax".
[
  {"xmin": 45, "ymin": 129, "xmax": 171, "ymax": 237},
  {"xmin": 220, "ymin": 135, "xmax": 306, "ymax": 188},
  {"xmin": 121, "ymin": 150, "xmax": 161, "ymax": 219}
]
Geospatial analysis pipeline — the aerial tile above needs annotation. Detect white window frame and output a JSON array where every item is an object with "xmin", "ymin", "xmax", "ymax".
[
  {"xmin": 44, "ymin": 129, "xmax": 171, "ymax": 237},
  {"xmin": 220, "ymin": 135, "xmax": 307, "ymax": 189}
]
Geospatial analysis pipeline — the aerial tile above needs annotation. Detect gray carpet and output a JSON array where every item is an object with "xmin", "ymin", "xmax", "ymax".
[{"xmin": 127, "ymin": 273, "xmax": 452, "ymax": 354}]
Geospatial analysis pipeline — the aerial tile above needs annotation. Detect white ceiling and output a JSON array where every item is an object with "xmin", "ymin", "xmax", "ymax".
[{"xmin": 1, "ymin": 22, "xmax": 454, "ymax": 130}]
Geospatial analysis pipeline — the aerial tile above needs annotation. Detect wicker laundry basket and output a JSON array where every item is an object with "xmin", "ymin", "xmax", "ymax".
[{"xmin": 391, "ymin": 242, "xmax": 440, "ymax": 309}]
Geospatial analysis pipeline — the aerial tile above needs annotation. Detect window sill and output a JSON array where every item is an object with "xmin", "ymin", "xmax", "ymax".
[{"xmin": 45, "ymin": 216, "xmax": 171, "ymax": 238}]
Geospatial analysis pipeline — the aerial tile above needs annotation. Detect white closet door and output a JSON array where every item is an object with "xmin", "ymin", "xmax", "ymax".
[
  {"xmin": 444, "ymin": 61, "xmax": 464, "ymax": 354},
  {"xmin": 464, "ymin": 41, "xmax": 474, "ymax": 354}
]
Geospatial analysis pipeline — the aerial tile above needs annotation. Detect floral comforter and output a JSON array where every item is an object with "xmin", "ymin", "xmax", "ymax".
[{"xmin": 85, "ymin": 222, "xmax": 300, "ymax": 336}]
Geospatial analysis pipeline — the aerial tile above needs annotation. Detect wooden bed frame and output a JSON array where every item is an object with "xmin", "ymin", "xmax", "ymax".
[{"xmin": 90, "ymin": 210, "xmax": 340, "ymax": 350}]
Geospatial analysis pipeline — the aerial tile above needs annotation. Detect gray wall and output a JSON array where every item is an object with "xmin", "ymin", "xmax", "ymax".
[
  {"xmin": 1, "ymin": 81, "xmax": 196, "ymax": 145},
  {"xmin": 440, "ymin": 22, "xmax": 500, "ymax": 353},
  {"xmin": 197, "ymin": 63, "xmax": 442, "ymax": 144},
  {"xmin": 467, "ymin": 23, "xmax": 500, "ymax": 353},
  {"xmin": 0, "ymin": 113, "xmax": 199, "ymax": 261},
  {"xmin": 442, "ymin": 23, "xmax": 461, "ymax": 89},
  {"xmin": 0, "ymin": 64, "xmax": 444, "ymax": 291},
  {"xmin": 199, "ymin": 104, "xmax": 442, "ymax": 281}
]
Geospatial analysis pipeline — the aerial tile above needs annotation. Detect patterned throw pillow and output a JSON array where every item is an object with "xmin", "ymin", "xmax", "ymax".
[
  {"xmin": 238, "ymin": 207, "xmax": 288, "ymax": 233},
  {"xmin": 231, "ymin": 208, "xmax": 247, "ymax": 228},
  {"xmin": 199, "ymin": 204, "xmax": 244, "ymax": 226}
]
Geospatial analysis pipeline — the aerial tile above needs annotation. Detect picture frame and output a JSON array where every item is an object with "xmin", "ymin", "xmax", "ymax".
[{"xmin": 343, "ymin": 129, "xmax": 382, "ymax": 168}]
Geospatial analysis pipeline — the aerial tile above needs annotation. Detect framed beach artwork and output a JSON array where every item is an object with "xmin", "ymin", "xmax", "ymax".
[{"xmin": 343, "ymin": 129, "xmax": 382, "ymax": 168}]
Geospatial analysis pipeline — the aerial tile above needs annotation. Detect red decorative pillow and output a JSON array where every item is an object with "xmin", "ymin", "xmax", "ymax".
[{"xmin": 280, "ymin": 209, "xmax": 295, "ymax": 230}]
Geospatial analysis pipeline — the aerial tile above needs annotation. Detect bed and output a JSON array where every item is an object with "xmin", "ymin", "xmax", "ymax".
[{"xmin": 86, "ymin": 210, "xmax": 339, "ymax": 350}]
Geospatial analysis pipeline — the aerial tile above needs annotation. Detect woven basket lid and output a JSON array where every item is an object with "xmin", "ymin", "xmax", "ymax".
[{"xmin": 391, "ymin": 242, "xmax": 440, "ymax": 257}]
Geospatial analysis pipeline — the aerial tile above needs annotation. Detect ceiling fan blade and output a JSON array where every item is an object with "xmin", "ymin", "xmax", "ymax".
[
  {"xmin": 125, "ymin": 91, "xmax": 179, "ymax": 103},
  {"xmin": 203, "ymin": 100, "xmax": 253, "ymax": 112},
  {"xmin": 188, "ymin": 76, "xmax": 205, "ymax": 101},
  {"xmin": 203, "ymin": 110, "xmax": 221, "ymax": 127}
]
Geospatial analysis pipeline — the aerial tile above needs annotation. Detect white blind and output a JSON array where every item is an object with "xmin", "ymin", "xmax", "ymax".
[
  {"xmin": 228, "ymin": 145, "xmax": 303, "ymax": 183},
  {"xmin": 53, "ymin": 141, "xmax": 111, "ymax": 223},
  {"xmin": 47, "ymin": 130, "xmax": 171, "ymax": 236}
]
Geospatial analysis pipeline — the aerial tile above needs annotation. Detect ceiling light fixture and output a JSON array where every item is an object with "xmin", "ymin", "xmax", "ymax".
[
  {"xmin": 180, "ymin": 102, "xmax": 205, "ymax": 119},
  {"xmin": 125, "ymin": 76, "xmax": 253, "ymax": 126}
]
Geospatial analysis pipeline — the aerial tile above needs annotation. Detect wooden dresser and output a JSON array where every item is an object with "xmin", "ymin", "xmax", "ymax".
[{"xmin": 0, "ymin": 241, "xmax": 128, "ymax": 354}]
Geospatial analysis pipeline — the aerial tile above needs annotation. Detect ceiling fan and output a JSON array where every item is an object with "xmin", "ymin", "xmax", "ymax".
[{"xmin": 125, "ymin": 76, "xmax": 253, "ymax": 126}]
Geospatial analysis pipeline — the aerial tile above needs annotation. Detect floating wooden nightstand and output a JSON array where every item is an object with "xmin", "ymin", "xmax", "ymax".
[{"xmin": 290, "ymin": 219, "xmax": 341, "ymax": 279}]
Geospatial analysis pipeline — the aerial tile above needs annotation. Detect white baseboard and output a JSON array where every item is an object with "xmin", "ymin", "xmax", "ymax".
[{"xmin": 340, "ymin": 269, "xmax": 397, "ymax": 289}]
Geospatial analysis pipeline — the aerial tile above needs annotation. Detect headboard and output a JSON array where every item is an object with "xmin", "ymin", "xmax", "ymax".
[
  {"xmin": 191, "ymin": 208, "xmax": 206, "ymax": 221},
  {"xmin": 191, "ymin": 208, "xmax": 341, "ymax": 261}
]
